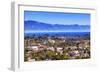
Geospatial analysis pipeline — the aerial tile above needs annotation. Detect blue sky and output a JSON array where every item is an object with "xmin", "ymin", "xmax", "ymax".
[{"xmin": 24, "ymin": 11, "xmax": 90, "ymax": 25}]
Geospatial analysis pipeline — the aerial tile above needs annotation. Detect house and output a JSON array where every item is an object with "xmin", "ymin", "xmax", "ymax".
[
  {"xmin": 27, "ymin": 45, "xmax": 39, "ymax": 52},
  {"xmin": 27, "ymin": 57, "xmax": 35, "ymax": 62},
  {"xmin": 74, "ymin": 50, "xmax": 80, "ymax": 56},
  {"xmin": 48, "ymin": 39, "xmax": 55, "ymax": 44},
  {"xmin": 56, "ymin": 47, "xmax": 63, "ymax": 54},
  {"xmin": 47, "ymin": 47, "xmax": 55, "ymax": 51},
  {"xmin": 38, "ymin": 45, "xmax": 48, "ymax": 51}
]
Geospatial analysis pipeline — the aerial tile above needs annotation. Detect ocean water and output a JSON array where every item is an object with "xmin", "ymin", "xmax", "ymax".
[{"xmin": 24, "ymin": 32, "xmax": 90, "ymax": 38}]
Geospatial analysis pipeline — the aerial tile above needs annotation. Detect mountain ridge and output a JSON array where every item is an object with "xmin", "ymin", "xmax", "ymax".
[{"xmin": 24, "ymin": 20, "xmax": 90, "ymax": 31}]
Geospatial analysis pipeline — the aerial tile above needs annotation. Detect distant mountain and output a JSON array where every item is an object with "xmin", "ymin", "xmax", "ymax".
[{"xmin": 24, "ymin": 20, "xmax": 90, "ymax": 32}]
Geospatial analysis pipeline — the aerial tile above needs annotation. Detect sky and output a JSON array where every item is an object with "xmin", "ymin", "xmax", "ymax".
[{"xmin": 24, "ymin": 11, "xmax": 90, "ymax": 25}]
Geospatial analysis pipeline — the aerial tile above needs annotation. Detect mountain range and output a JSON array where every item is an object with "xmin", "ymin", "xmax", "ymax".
[{"xmin": 24, "ymin": 20, "xmax": 90, "ymax": 32}]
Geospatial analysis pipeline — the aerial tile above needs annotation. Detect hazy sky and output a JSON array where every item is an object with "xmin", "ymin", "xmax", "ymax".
[{"xmin": 24, "ymin": 11, "xmax": 90, "ymax": 25}]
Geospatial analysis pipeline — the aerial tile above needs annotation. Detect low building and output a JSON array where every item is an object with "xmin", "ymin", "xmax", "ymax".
[
  {"xmin": 56, "ymin": 47, "xmax": 63, "ymax": 53},
  {"xmin": 47, "ymin": 47, "xmax": 55, "ymax": 51},
  {"xmin": 27, "ymin": 45, "xmax": 39, "ymax": 52}
]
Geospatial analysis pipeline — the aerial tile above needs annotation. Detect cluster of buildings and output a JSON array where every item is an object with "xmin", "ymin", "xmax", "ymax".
[{"xmin": 24, "ymin": 37, "xmax": 90, "ymax": 62}]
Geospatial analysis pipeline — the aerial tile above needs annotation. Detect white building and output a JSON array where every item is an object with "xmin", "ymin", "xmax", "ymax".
[
  {"xmin": 27, "ymin": 46, "xmax": 39, "ymax": 52},
  {"xmin": 47, "ymin": 47, "xmax": 55, "ymax": 51}
]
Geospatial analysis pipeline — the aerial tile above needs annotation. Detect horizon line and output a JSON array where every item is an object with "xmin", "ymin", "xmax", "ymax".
[{"xmin": 24, "ymin": 20, "xmax": 90, "ymax": 26}]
